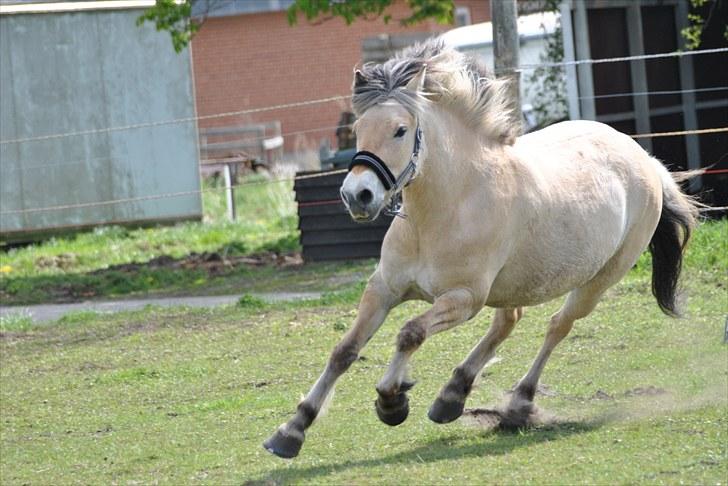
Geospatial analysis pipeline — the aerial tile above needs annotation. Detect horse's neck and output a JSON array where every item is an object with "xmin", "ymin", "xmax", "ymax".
[
  {"xmin": 402, "ymin": 159, "xmax": 462, "ymax": 223},
  {"xmin": 402, "ymin": 111, "xmax": 500, "ymax": 227}
]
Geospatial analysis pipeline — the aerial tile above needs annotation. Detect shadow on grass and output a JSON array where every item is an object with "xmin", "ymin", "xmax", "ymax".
[{"xmin": 250, "ymin": 419, "xmax": 604, "ymax": 484}]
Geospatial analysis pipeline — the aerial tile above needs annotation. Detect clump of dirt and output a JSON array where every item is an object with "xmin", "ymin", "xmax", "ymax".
[
  {"xmin": 460, "ymin": 408, "xmax": 503, "ymax": 428},
  {"xmin": 35, "ymin": 253, "xmax": 78, "ymax": 270},
  {"xmin": 461, "ymin": 399, "xmax": 556, "ymax": 431}
]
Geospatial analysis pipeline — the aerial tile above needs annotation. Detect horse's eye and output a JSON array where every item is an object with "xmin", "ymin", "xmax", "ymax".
[{"xmin": 394, "ymin": 126, "xmax": 407, "ymax": 138}]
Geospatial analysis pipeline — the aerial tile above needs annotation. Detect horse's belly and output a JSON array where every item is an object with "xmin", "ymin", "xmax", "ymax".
[
  {"xmin": 486, "ymin": 262, "xmax": 599, "ymax": 308},
  {"xmin": 485, "ymin": 224, "xmax": 623, "ymax": 308}
]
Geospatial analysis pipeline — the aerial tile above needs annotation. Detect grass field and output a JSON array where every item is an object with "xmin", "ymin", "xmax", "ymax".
[
  {"xmin": 1, "ymin": 221, "xmax": 726, "ymax": 484},
  {"xmin": 0, "ymin": 175, "xmax": 337, "ymax": 305}
]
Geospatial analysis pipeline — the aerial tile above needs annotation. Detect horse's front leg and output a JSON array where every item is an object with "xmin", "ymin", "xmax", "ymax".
[
  {"xmin": 375, "ymin": 288, "xmax": 477, "ymax": 426},
  {"xmin": 428, "ymin": 307, "xmax": 522, "ymax": 424},
  {"xmin": 263, "ymin": 273, "xmax": 398, "ymax": 459}
]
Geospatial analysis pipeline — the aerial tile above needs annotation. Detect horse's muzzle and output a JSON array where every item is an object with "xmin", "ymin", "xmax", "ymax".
[{"xmin": 340, "ymin": 171, "xmax": 386, "ymax": 222}]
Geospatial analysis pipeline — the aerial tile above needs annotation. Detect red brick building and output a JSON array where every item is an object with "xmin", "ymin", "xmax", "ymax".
[{"xmin": 191, "ymin": 0, "xmax": 491, "ymax": 154}]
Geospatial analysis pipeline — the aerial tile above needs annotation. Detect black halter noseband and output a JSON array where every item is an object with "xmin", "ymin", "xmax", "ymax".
[{"xmin": 347, "ymin": 124, "xmax": 422, "ymax": 217}]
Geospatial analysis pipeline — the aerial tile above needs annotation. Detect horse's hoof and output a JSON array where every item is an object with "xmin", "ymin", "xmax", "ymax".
[
  {"xmin": 498, "ymin": 403, "xmax": 536, "ymax": 432},
  {"xmin": 428, "ymin": 397, "xmax": 464, "ymax": 424},
  {"xmin": 375, "ymin": 394, "xmax": 410, "ymax": 426},
  {"xmin": 263, "ymin": 428, "xmax": 303, "ymax": 459}
]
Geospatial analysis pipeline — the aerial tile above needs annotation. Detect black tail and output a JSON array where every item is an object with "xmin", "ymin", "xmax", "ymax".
[{"xmin": 648, "ymin": 186, "xmax": 697, "ymax": 317}]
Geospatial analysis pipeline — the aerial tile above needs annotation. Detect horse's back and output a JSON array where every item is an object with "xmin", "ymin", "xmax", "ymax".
[
  {"xmin": 486, "ymin": 121, "xmax": 663, "ymax": 308},
  {"xmin": 514, "ymin": 120, "xmax": 663, "ymax": 215}
]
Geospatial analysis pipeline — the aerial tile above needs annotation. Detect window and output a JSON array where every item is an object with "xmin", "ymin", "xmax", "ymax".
[{"xmin": 455, "ymin": 6, "xmax": 471, "ymax": 27}]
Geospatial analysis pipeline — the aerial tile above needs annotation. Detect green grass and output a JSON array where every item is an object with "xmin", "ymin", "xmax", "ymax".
[
  {"xmin": 2, "ymin": 175, "xmax": 297, "ymax": 275},
  {"xmin": 0, "ymin": 175, "xmax": 378, "ymax": 304},
  {"xmin": 0, "ymin": 221, "xmax": 726, "ymax": 484}
]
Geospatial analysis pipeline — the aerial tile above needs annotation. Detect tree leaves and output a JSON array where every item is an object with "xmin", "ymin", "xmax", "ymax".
[
  {"xmin": 138, "ymin": 0, "xmax": 454, "ymax": 53},
  {"xmin": 136, "ymin": 0, "xmax": 199, "ymax": 53},
  {"xmin": 287, "ymin": 0, "xmax": 453, "ymax": 26}
]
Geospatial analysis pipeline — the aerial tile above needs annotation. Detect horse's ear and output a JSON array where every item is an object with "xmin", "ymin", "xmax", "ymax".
[
  {"xmin": 405, "ymin": 64, "xmax": 427, "ymax": 93},
  {"xmin": 353, "ymin": 69, "xmax": 367, "ymax": 88}
]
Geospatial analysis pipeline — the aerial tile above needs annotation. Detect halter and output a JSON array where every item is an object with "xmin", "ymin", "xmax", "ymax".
[{"xmin": 348, "ymin": 124, "xmax": 422, "ymax": 217}]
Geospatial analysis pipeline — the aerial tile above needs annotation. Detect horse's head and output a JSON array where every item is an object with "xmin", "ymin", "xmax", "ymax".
[{"xmin": 340, "ymin": 67, "xmax": 426, "ymax": 222}]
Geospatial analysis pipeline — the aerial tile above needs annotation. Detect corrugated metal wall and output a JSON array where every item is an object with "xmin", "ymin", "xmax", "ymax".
[{"xmin": 0, "ymin": 8, "xmax": 201, "ymax": 241}]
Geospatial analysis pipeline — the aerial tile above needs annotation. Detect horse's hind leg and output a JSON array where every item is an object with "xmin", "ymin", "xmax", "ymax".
[
  {"xmin": 502, "ymin": 226, "xmax": 655, "ymax": 430},
  {"xmin": 500, "ymin": 299, "xmax": 584, "ymax": 429},
  {"xmin": 263, "ymin": 272, "xmax": 398, "ymax": 458},
  {"xmin": 375, "ymin": 288, "xmax": 477, "ymax": 426},
  {"xmin": 428, "ymin": 307, "xmax": 523, "ymax": 423}
]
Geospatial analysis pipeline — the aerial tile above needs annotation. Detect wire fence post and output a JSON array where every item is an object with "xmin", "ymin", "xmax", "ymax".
[
  {"xmin": 492, "ymin": 0, "xmax": 521, "ymax": 131},
  {"xmin": 223, "ymin": 163, "xmax": 236, "ymax": 221}
]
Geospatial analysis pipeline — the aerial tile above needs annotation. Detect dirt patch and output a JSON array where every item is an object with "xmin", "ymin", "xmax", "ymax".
[
  {"xmin": 0, "ymin": 330, "xmax": 31, "ymax": 342},
  {"xmin": 592, "ymin": 389, "xmax": 614, "ymax": 400},
  {"xmin": 623, "ymin": 386, "xmax": 667, "ymax": 398},
  {"xmin": 35, "ymin": 253, "xmax": 78, "ymax": 270},
  {"xmin": 93, "ymin": 250, "xmax": 303, "ymax": 276},
  {"xmin": 591, "ymin": 386, "xmax": 668, "ymax": 401},
  {"xmin": 461, "ymin": 401, "xmax": 556, "ymax": 431},
  {"xmin": 461, "ymin": 408, "xmax": 504, "ymax": 428},
  {"xmin": 462, "ymin": 385, "xmax": 671, "ymax": 430}
]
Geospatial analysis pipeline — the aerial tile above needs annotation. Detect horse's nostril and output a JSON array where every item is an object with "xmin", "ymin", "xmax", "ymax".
[{"xmin": 357, "ymin": 189, "xmax": 373, "ymax": 206}]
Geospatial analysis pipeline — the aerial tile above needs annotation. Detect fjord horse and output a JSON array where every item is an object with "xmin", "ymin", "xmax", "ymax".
[{"xmin": 264, "ymin": 40, "xmax": 699, "ymax": 458}]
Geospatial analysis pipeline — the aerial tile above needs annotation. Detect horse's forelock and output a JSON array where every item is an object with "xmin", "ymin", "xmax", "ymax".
[{"xmin": 352, "ymin": 58, "xmax": 430, "ymax": 117}]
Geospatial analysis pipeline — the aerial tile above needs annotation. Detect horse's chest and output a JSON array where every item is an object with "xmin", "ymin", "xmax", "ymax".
[
  {"xmin": 382, "ymin": 258, "xmax": 457, "ymax": 303},
  {"xmin": 404, "ymin": 260, "xmax": 482, "ymax": 303}
]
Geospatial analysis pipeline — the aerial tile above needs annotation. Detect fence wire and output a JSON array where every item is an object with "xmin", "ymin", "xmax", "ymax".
[
  {"xmin": 0, "ymin": 95, "xmax": 352, "ymax": 145},
  {"xmin": 2, "ymin": 148, "xmax": 726, "ymax": 216},
  {"xmin": 2, "ymin": 47, "xmax": 726, "ymax": 146},
  {"xmin": 2, "ymin": 46, "xmax": 727, "ymax": 217}
]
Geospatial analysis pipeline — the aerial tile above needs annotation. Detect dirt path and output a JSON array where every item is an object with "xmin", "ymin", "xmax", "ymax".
[{"xmin": 0, "ymin": 292, "xmax": 321, "ymax": 323}]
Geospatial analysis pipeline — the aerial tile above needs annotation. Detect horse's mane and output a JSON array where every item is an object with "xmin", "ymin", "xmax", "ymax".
[{"xmin": 352, "ymin": 38, "xmax": 519, "ymax": 144}]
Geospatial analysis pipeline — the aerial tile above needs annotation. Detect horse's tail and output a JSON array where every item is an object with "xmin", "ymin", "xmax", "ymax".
[{"xmin": 648, "ymin": 168, "xmax": 701, "ymax": 317}]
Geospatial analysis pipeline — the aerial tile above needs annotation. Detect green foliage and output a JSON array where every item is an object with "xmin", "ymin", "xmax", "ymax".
[
  {"xmin": 288, "ymin": 0, "xmax": 393, "ymax": 25},
  {"xmin": 136, "ymin": 0, "xmax": 199, "ymax": 53},
  {"xmin": 525, "ymin": 0, "xmax": 567, "ymax": 128},
  {"xmin": 680, "ymin": 0, "xmax": 728, "ymax": 49},
  {"xmin": 138, "ymin": 0, "xmax": 453, "ymax": 53},
  {"xmin": 237, "ymin": 293, "xmax": 268, "ymax": 309},
  {"xmin": 288, "ymin": 0, "xmax": 453, "ymax": 26},
  {"xmin": 682, "ymin": 0, "xmax": 711, "ymax": 49}
]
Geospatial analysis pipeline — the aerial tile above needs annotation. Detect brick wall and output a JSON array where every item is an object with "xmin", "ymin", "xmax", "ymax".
[{"xmin": 191, "ymin": 0, "xmax": 491, "ymax": 155}]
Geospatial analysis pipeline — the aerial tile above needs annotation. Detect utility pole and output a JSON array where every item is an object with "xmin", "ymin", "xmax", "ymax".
[{"xmin": 491, "ymin": 0, "xmax": 521, "ymax": 131}]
